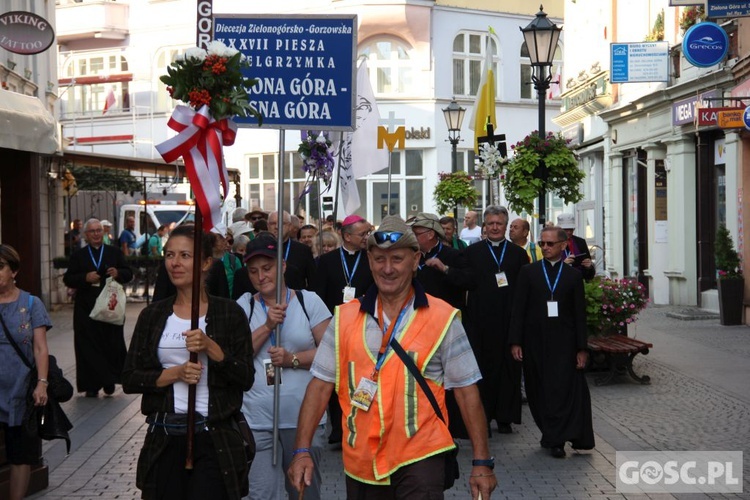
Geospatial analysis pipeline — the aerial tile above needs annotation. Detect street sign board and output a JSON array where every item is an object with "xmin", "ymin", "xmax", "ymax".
[
  {"xmin": 682, "ymin": 22, "xmax": 729, "ymax": 68},
  {"xmin": 212, "ymin": 14, "xmax": 357, "ymax": 130},
  {"xmin": 672, "ymin": 89, "xmax": 721, "ymax": 126},
  {"xmin": 743, "ymin": 107, "xmax": 750, "ymax": 131},
  {"xmin": 717, "ymin": 109, "xmax": 745, "ymax": 128},
  {"xmin": 707, "ymin": 0, "xmax": 750, "ymax": 18},
  {"xmin": 610, "ymin": 42, "xmax": 669, "ymax": 83}
]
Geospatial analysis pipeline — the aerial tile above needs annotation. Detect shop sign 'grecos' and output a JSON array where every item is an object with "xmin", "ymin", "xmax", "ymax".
[
  {"xmin": 212, "ymin": 14, "xmax": 357, "ymax": 130},
  {"xmin": 682, "ymin": 22, "xmax": 729, "ymax": 68},
  {"xmin": 0, "ymin": 11, "xmax": 55, "ymax": 55}
]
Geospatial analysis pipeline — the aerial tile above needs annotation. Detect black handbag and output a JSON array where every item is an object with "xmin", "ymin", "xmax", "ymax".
[{"xmin": 391, "ymin": 339, "xmax": 460, "ymax": 490}]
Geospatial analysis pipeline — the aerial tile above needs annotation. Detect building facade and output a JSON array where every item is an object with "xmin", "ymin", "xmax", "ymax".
[{"xmin": 56, "ymin": 0, "xmax": 564, "ymax": 228}]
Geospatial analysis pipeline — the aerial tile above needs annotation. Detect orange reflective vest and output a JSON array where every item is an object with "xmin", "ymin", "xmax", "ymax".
[{"xmin": 334, "ymin": 295, "xmax": 457, "ymax": 484}]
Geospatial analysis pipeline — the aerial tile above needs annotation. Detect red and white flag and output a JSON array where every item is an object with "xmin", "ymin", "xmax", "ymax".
[{"xmin": 103, "ymin": 88, "xmax": 116, "ymax": 114}]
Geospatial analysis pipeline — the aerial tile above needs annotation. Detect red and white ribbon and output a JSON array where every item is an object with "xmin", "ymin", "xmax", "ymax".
[{"xmin": 155, "ymin": 104, "xmax": 236, "ymax": 233}]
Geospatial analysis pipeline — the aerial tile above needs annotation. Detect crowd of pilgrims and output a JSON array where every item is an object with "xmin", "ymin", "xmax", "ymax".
[{"xmin": 61, "ymin": 206, "xmax": 595, "ymax": 499}]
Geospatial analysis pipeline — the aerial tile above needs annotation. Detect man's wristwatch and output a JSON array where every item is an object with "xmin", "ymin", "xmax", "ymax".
[
  {"xmin": 472, "ymin": 457, "xmax": 495, "ymax": 470},
  {"xmin": 291, "ymin": 354, "xmax": 300, "ymax": 369}
]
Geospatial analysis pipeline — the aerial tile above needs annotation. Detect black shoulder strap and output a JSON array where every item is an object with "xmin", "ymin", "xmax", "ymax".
[
  {"xmin": 249, "ymin": 296, "xmax": 255, "ymax": 321},
  {"xmin": 390, "ymin": 338, "xmax": 445, "ymax": 423},
  {"xmin": 0, "ymin": 309, "xmax": 34, "ymax": 370},
  {"xmin": 295, "ymin": 289, "xmax": 310, "ymax": 324}
]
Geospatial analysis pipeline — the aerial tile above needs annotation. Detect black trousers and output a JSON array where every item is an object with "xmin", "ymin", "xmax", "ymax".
[
  {"xmin": 151, "ymin": 432, "xmax": 229, "ymax": 500},
  {"xmin": 345, "ymin": 454, "xmax": 444, "ymax": 500}
]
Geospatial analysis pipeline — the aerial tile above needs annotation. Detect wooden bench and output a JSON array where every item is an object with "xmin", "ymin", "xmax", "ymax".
[{"xmin": 587, "ymin": 335, "xmax": 653, "ymax": 386}]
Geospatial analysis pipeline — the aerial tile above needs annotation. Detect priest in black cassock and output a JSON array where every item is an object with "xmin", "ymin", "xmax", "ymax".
[
  {"xmin": 464, "ymin": 205, "xmax": 529, "ymax": 435},
  {"xmin": 312, "ymin": 214, "xmax": 374, "ymax": 446},
  {"xmin": 63, "ymin": 218, "xmax": 133, "ymax": 397},
  {"xmin": 509, "ymin": 226, "xmax": 595, "ymax": 458}
]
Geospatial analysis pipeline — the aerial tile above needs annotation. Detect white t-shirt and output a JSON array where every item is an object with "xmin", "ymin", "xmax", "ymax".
[
  {"xmin": 236, "ymin": 290, "xmax": 332, "ymax": 430},
  {"xmin": 460, "ymin": 226, "xmax": 482, "ymax": 245},
  {"xmin": 158, "ymin": 314, "xmax": 209, "ymax": 416}
]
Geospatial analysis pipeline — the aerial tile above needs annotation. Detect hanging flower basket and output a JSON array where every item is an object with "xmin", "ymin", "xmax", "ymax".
[
  {"xmin": 680, "ymin": 6, "xmax": 706, "ymax": 34},
  {"xmin": 433, "ymin": 171, "xmax": 479, "ymax": 215},
  {"xmin": 500, "ymin": 131, "xmax": 584, "ymax": 215}
]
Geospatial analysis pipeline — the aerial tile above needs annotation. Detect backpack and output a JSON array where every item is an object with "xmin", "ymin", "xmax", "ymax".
[
  {"xmin": 139, "ymin": 233, "xmax": 151, "ymax": 256},
  {"xmin": 248, "ymin": 290, "xmax": 310, "ymax": 325}
]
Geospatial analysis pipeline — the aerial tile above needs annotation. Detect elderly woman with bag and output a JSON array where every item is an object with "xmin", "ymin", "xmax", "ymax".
[
  {"xmin": 236, "ymin": 234, "xmax": 331, "ymax": 500},
  {"xmin": 122, "ymin": 224, "xmax": 254, "ymax": 500},
  {"xmin": 0, "ymin": 244, "xmax": 52, "ymax": 500}
]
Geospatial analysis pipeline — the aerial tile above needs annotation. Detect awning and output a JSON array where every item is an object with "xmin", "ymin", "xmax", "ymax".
[{"xmin": 0, "ymin": 91, "xmax": 58, "ymax": 154}]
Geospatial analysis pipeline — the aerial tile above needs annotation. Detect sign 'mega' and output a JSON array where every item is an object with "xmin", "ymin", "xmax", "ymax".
[{"xmin": 213, "ymin": 15, "xmax": 357, "ymax": 130}]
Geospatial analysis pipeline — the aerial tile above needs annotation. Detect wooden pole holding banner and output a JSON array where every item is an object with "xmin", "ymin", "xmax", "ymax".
[
  {"xmin": 185, "ymin": 208, "xmax": 203, "ymax": 469},
  {"xmin": 185, "ymin": 0, "xmax": 211, "ymax": 470},
  {"xmin": 272, "ymin": 130, "xmax": 286, "ymax": 465},
  {"xmin": 331, "ymin": 132, "xmax": 344, "ymax": 222}
]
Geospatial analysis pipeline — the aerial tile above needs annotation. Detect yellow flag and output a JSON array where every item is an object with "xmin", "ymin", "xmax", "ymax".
[{"xmin": 469, "ymin": 31, "xmax": 496, "ymax": 153}]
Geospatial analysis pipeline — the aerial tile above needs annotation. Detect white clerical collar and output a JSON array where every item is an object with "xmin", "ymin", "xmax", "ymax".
[
  {"xmin": 342, "ymin": 246, "xmax": 358, "ymax": 256},
  {"xmin": 489, "ymin": 238, "xmax": 505, "ymax": 247},
  {"xmin": 545, "ymin": 258, "xmax": 562, "ymax": 266}
]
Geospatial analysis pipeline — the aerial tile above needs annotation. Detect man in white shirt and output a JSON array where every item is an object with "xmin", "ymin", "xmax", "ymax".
[{"xmin": 460, "ymin": 210, "xmax": 482, "ymax": 245}]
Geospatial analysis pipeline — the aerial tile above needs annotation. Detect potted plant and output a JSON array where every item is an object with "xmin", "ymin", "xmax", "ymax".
[
  {"xmin": 715, "ymin": 224, "xmax": 744, "ymax": 325},
  {"xmin": 500, "ymin": 131, "xmax": 585, "ymax": 215},
  {"xmin": 584, "ymin": 276, "xmax": 649, "ymax": 337},
  {"xmin": 680, "ymin": 6, "xmax": 706, "ymax": 34},
  {"xmin": 433, "ymin": 171, "xmax": 479, "ymax": 219}
]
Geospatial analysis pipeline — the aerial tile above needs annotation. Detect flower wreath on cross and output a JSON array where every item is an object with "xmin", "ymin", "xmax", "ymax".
[{"xmin": 474, "ymin": 142, "xmax": 509, "ymax": 180}]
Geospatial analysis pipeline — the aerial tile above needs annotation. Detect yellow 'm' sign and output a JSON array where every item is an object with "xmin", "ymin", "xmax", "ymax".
[{"xmin": 378, "ymin": 126, "xmax": 405, "ymax": 152}]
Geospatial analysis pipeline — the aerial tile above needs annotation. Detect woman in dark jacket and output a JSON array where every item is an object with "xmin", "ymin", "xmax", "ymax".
[{"xmin": 122, "ymin": 225, "xmax": 254, "ymax": 500}]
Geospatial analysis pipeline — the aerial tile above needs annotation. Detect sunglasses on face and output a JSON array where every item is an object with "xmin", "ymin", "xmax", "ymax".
[
  {"xmin": 538, "ymin": 240, "xmax": 565, "ymax": 248},
  {"xmin": 373, "ymin": 231, "xmax": 404, "ymax": 244},
  {"xmin": 250, "ymin": 216, "xmax": 263, "ymax": 221}
]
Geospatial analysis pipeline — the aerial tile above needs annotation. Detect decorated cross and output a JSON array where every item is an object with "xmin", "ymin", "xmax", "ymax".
[{"xmin": 476, "ymin": 121, "xmax": 507, "ymax": 157}]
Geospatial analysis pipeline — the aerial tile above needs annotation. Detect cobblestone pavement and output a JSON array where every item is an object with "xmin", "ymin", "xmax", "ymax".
[{"xmin": 26, "ymin": 303, "xmax": 750, "ymax": 499}]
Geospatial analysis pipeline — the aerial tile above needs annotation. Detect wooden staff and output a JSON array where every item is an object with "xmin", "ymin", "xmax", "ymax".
[
  {"xmin": 272, "ymin": 131, "xmax": 286, "ymax": 465},
  {"xmin": 185, "ymin": 208, "xmax": 203, "ymax": 469}
]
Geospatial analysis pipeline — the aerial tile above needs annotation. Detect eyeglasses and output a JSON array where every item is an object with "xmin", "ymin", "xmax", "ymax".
[
  {"xmin": 373, "ymin": 231, "xmax": 404, "ymax": 244},
  {"xmin": 537, "ymin": 240, "xmax": 565, "ymax": 248},
  {"xmin": 250, "ymin": 216, "xmax": 263, "ymax": 221},
  {"xmin": 346, "ymin": 230, "xmax": 371, "ymax": 238}
]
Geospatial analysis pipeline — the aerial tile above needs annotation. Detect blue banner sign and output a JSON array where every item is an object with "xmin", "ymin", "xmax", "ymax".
[
  {"xmin": 610, "ymin": 42, "xmax": 669, "ymax": 83},
  {"xmin": 707, "ymin": 0, "xmax": 750, "ymax": 18},
  {"xmin": 682, "ymin": 22, "xmax": 728, "ymax": 68},
  {"xmin": 213, "ymin": 15, "xmax": 357, "ymax": 130}
]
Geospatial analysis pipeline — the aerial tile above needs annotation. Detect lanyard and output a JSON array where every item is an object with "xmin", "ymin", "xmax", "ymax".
[
  {"xmin": 418, "ymin": 241, "xmax": 443, "ymax": 271},
  {"xmin": 339, "ymin": 248, "xmax": 361, "ymax": 286},
  {"xmin": 259, "ymin": 287, "xmax": 291, "ymax": 347},
  {"xmin": 372, "ymin": 291, "xmax": 414, "ymax": 380},
  {"xmin": 486, "ymin": 240, "xmax": 508, "ymax": 271},
  {"xmin": 88, "ymin": 245, "xmax": 104, "ymax": 270},
  {"xmin": 284, "ymin": 240, "xmax": 291, "ymax": 261},
  {"xmin": 542, "ymin": 261, "xmax": 564, "ymax": 299}
]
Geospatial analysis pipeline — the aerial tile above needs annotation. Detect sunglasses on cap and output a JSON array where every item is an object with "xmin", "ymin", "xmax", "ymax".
[{"xmin": 373, "ymin": 231, "xmax": 404, "ymax": 244}]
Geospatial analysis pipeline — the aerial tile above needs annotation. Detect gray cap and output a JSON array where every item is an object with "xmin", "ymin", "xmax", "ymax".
[
  {"xmin": 408, "ymin": 212, "xmax": 446, "ymax": 241},
  {"xmin": 367, "ymin": 215, "xmax": 419, "ymax": 251}
]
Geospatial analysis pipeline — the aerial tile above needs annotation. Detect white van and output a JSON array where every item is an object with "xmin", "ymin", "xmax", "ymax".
[{"xmin": 117, "ymin": 201, "xmax": 195, "ymax": 243}]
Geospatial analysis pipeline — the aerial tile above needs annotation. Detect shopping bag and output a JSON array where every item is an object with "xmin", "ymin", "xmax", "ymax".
[{"xmin": 89, "ymin": 277, "xmax": 126, "ymax": 325}]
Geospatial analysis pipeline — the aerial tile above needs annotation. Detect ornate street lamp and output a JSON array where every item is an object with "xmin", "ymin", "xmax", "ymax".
[
  {"xmin": 442, "ymin": 98, "xmax": 466, "ymax": 173},
  {"xmin": 520, "ymin": 4, "xmax": 562, "ymax": 229}
]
